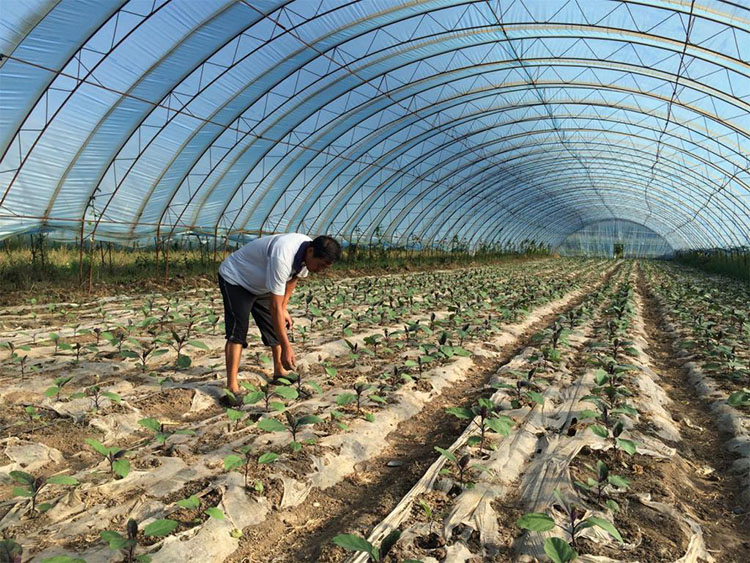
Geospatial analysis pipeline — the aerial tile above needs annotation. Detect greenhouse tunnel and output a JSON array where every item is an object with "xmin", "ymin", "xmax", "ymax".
[{"xmin": 0, "ymin": 0, "xmax": 748, "ymax": 253}]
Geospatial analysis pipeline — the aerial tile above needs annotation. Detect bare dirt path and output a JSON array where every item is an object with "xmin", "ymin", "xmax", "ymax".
[
  {"xmin": 228, "ymin": 266, "xmax": 619, "ymax": 562},
  {"xmin": 636, "ymin": 265, "xmax": 749, "ymax": 559}
]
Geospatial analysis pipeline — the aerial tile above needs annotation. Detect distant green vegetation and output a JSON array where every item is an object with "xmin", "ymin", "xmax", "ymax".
[
  {"xmin": 673, "ymin": 248, "xmax": 749, "ymax": 282},
  {"xmin": 0, "ymin": 233, "xmax": 549, "ymax": 301}
]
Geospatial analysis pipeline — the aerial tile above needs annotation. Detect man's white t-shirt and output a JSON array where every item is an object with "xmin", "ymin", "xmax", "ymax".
[{"xmin": 219, "ymin": 234, "xmax": 311, "ymax": 296}]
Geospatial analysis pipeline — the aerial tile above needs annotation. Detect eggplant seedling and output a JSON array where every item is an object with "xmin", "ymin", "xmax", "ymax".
[
  {"xmin": 224, "ymin": 446, "xmax": 280, "ymax": 489},
  {"xmin": 516, "ymin": 489, "xmax": 623, "ymax": 554},
  {"xmin": 10, "ymin": 471, "xmax": 79, "ymax": 513},
  {"xmin": 331, "ymin": 529, "xmax": 401, "ymax": 562},
  {"xmin": 574, "ymin": 460, "xmax": 630, "ymax": 507},
  {"xmin": 257, "ymin": 412, "xmax": 322, "ymax": 451},
  {"xmin": 0, "ymin": 539, "xmax": 23, "ymax": 563},
  {"xmin": 44, "ymin": 376, "xmax": 74, "ymax": 401},
  {"xmin": 138, "ymin": 417, "xmax": 195, "ymax": 447},
  {"xmin": 85, "ymin": 438, "xmax": 130, "ymax": 478},
  {"xmin": 446, "ymin": 398, "xmax": 514, "ymax": 451},
  {"xmin": 435, "ymin": 447, "xmax": 472, "ymax": 486},
  {"xmin": 101, "ymin": 517, "xmax": 178, "ymax": 563}
]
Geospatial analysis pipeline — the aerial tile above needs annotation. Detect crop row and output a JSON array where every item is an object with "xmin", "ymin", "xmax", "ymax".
[{"xmin": 0, "ymin": 260, "xmax": 607, "ymax": 561}]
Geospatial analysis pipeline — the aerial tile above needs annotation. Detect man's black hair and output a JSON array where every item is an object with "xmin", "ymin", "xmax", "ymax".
[{"xmin": 311, "ymin": 235, "xmax": 342, "ymax": 262}]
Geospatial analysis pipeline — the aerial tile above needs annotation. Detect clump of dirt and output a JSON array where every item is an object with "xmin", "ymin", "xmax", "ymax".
[{"xmin": 134, "ymin": 388, "xmax": 196, "ymax": 421}]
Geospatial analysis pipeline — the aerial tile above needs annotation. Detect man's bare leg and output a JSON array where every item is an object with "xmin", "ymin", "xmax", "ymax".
[
  {"xmin": 271, "ymin": 345, "xmax": 289, "ymax": 379},
  {"xmin": 225, "ymin": 341, "xmax": 243, "ymax": 393}
]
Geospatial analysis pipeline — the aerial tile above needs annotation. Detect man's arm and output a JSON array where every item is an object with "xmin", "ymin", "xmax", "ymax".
[
  {"xmin": 269, "ymin": 293, "xmax": 295, "ymax": 369},
  {"xmin": 282, "ymin": 278, "xmax": 297, "ymax": 329}
]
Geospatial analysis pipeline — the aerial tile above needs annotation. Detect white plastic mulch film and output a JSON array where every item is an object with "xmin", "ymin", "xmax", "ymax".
[{"xmin": 0, "ymin": 0, "xmax": 748, "ymax": 251}]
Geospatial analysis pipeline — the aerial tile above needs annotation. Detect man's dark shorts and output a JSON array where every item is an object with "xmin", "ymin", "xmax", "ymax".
[{"xmin": 218, "ymin": 274, "xmax": 279, "ymax": 348}]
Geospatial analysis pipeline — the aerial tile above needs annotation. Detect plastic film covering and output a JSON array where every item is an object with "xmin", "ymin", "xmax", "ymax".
[{"xmin": 0, "ymin": 0, "xmax": 748, "ymax": 251}]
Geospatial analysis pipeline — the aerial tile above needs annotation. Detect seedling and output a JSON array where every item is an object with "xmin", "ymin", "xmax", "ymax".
[
  {"xmin": 138, "ymin": 417, "xmax": 195, "ymax": 447},
  {"xmin": 446, "ymin": 397, "xmax": 514, "ymax": 451},
  {"xmin": 101, "ymin": 517, "xmax": 177, "ymax": 563},
  {"xmin": 240, "ymin": 383, "xmax": 298, "ymax": 412},
  {"xmin": 331, "ymin": 529, "xmax": 401, "ymax": 562},
  {"xmin": 24, "ymin": 405, "xmax": 42, "ymax": 424},
  {"xmin": 80, "ymin": 385, "xmax": 122, "ymax": 410},
  {"xmin": 44, "ymin": 376, "xmax": 74, "ymax": 401},
  {"xmin": 85, "ymin": 438, "xmax": 130, "ymax": 478},
  {"xmin": 224, "ymin": 446, "xmax": 279, "ymax": 489},
  {"xmin": 588, "ymin": 419, "xmax": 637, "ymax": 459},
  {"xmin": 574, "ymin": 460, "xmax": 629, "ymax": 506},
  {"xmin": 516, "ymin": 489, "xmax": 623, "ymax": 552},
  {"xmin": 257, "ymin": 412, "xmax": 322, "ymax": 451},
  {"xmin": 435, "ymin": 447, "xmax": 472, "ymax": 486},
  {"xmin": 10, "ymin": 471, "xmax": 79, "ymax": 512}
]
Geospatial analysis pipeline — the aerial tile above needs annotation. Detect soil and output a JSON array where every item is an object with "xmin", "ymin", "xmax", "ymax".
[
  {"xmin": 634, "ymin": 266, "xmax": 750, "ymax": 560},
  {"xmin": 225, "ymin": 276, "xmax": 612, "ymax": 563}
]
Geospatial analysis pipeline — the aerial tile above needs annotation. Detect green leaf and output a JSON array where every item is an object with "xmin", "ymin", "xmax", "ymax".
[
  {"xmin": 9, "ymin": 470, "xmax": 34, "ymax": 485},
  {"xmin": 119, "ymin": 350, "xmax": 139, "ymax": 359},
  {"xmin": 274, "ymin": 386, "xmax": 299, "ymax": 400},
  {"xmin": 325, "ymin": 366, "xmax": 337, "ymax": 377},
  {"xmin": 177, "ymin": 494, "xmax": 201, "ymax": 509},
  {"xmin": 587, "ymin": 516, "xmax": 624, "ymax": 543},
  {"xmin": 616, "ymin": 438, "xmax": 637, "ymax": 456},
  {"xmin": 176, "ymin": 354, "xmax": 192, "ymax": 368},
  {"xmin": 205, "ymin": 507, "xmax": 224, "ymax": 520},
  {"xmin": 45, "ymin": 475, "xmax": 79, "ymax": 486},
  {"xmin": 226, "ymin": 408, "xmax": 244, "ymax": 422},
  {"xmin": 434, "ymin": 446, "xmax": 456, "ymax": 463},
  {"xmin": 589, "ymin": 424, "xmax": 609, "ymax": 438},
  {"xmin": 243, "ymin": 391, "xmax": 265, "ymax": 404},
  {"xmin": 578, "ymin": 409, "xmax": 598, "ymax": 420},
  {"xmin": 257, "ymin": 418, "xmax": 286, "ymax": 432},
  {"xmin": 486, "ymin": 416, "xmax": 512, "ymax": 436},
  {"xmin": 516, "ymin": 512, "xmax": 555, "ymax": 532},
  {"xmin": 135, "ymin": 555, "xmax": 152, "ymax": 563},
  {"xmin": 336, "ymin": 393, "xmax": 356, "ymax": 406},
  {"xmin": 230, "ymin": 528, "xmax": 243, "ymax": 539},
  {"xmin": 102, "ymin": 391, "xmax": 122, "ymax": 403},
  {"xmin": 307, "ymin": 381, "xmax": 323, "ymax": 394},
  {"xmin": 223, "ymin": 454, "xmax": 244, "ymax": 471},
  {"xmin": 143, "ymin": 519, "xmax": 179, "ymax": 537},
  {"xmin": 445, "ymin": 406, "xmax": 473, "ymax": 419},
  {"xmin": 608, "ymin": 475, "xmax": 630, "ymax": 489},
  {"xmin": 258, "ymin": 452, "xmax": 279, "ymax": 464},
  {"xmin": 364, "ymin": 412, "xmax": 375, "ymax": 422},
  {"xmin": 100, "ymin": 530, "xmax": 131, "ymax": 550},
  {"xmin": 112, "ymin": 459, "xmax": 130, "ymax": 478},
  {"xmin": 297, "ymin": 415, "xmax": 323, "ymax": 426},
  {"xmin": 44, "ymin": 386, "xmax": 60, "ymax": 398},
  {"xmin": 138, "ymin": 417, "xmax": 161, "ymax": 432},
  {"xmin": 527, "ymin": 391, "xmax": 545, "ymax": 405},
  {"xmin": 85, "ymin": 438, "xmax": 109, "ymax": 456},
  {"xmin": 332, "ymin": 533, "xmax": 378, "ymax": 561},
  {"xmin": 12, "ymin": 486, "xmax": 33, "ymax": 498},
  {"xmin": 544, "ymin": 537, "xmax": 578, "ymax": 563},
  {"xmin": 151, "ymin": 348, "xmax": 169, "ymax": 358},
  {"xmin": 187, "ymin": 340, "xmax": 209, "ymax": 351}
]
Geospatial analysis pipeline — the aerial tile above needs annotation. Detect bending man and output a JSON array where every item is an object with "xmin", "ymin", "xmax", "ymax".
[{"xmin": 218, "ymin": 233, "xmax": 341, "ymax": 394}]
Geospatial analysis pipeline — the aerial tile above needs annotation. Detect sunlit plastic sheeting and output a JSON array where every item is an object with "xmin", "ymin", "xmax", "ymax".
[
  {"xmin": 558, "ymin": 220, "xmax": 674, "ymax": 257},
  {"xmin": 0, "ymin": 0, "xmax": 748, "ymax": 251}
]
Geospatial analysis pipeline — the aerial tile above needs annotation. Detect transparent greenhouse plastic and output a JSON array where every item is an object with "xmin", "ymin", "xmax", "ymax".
[{"xmin": 0, "ymin": 0, "xmax": 748, "ymax": 253}]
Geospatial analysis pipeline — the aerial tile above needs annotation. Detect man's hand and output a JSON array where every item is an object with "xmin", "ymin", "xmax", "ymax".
[
  {"xmin": 282, "ymin": 345, "xmax": 296, "ymax": 371},
  {"xmin": 284, "ymin": 309, "xmax": 294, "ymax": 330}
]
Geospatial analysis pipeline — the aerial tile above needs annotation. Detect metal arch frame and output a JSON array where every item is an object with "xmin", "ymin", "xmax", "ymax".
[
  {"xmin": 412, "ymin": 166, "xmax": 725, "ymax": 250},
  {"xmin": 2, "ymin": 1, "xmax": 748, "ymax": 245},
  {"xmin": 402, "ymin": 136, "xmax": 745, "ymax": 248},
  {"xmin": 555, "ymin": 217, "xmax": 675, "ymax": 255},
  {"xmin": 48, "ymin": 1, "xmax": 249, "ymax": 235},
  {"xmin": 289, "ymin": 78, "xmax": 748, "ymax": 241},
  {"xmin": 475, "ymin": 191, "xmax": 712, "ymax": 251},
  {"xmin": 192, "ymin": 18, "xmax": 750, "ymax": 242},
  {"xmin": 235, "ymin": 29, "xmax": 750, "ymax": 240},
  {"xmin": 0, "ymin": 0, "xmax": 154, "ymax": 209},
  {"xmin": 316, "ymin": 96, "xmax": 748, "ymax": 247},
  {"xmin": 456, "ymin": 174, "xmax": 728, "ymax": 250}
]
